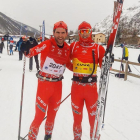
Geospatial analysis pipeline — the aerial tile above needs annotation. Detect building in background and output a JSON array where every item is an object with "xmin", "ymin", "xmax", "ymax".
[
  {"xmin": 67, "ymin": 32, "xmax": 106, "ymax": 44},
  {"xmin": 92, "ymin": 32, "xmax": 106, "ymax": 44},
  {"xmin": 137, "ymin": 35, "xmax": 140, "ymax": 45}
]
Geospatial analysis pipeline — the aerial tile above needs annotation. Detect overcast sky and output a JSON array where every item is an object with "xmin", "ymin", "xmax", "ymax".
[{"xmin": 0, "ymin": 0, "xmax": 139, "ymax": 35}]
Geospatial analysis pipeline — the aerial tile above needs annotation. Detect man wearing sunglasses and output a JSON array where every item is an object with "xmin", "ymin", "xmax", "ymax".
[
  {"xmin": 69, "ymin": 21, "xmax": 105, "ymax": 140},
  {"xmin": 21, "ymin": 21, "xmax": 72, "ymax": 140}
]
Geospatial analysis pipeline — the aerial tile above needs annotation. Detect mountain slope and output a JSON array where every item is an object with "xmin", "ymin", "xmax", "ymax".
[
  {"xmin": 94, "ymin": 1, "xmax": 140, "ymax": 35},
  {"xmin": 0, "ymin": 12, "xmax": 40, "ymax": 36}
]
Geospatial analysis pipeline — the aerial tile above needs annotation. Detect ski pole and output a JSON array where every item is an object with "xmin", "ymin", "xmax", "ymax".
[
  {"xmin": 20, "ymin": 93, "xmax": 71, "ymax": 140},
  {"xmin": 102, "ymin": 90, "xmax": 108, "ymax": 128},
  {"xmin": 119, "ymin": 48, "xmax": 124, "ymax": 78},
  {"xmin": 43, "ymin": 93, "xmax": 71, "ymax": 120},
  {"xmin": 18, "ymin": 55, "xmax": 26, "ymax": 140}
]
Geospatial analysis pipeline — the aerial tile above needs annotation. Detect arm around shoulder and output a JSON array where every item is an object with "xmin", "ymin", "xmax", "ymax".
[
  {"xmin": 26, "ymin": 40, "xmax": 50, "ymax": 57},
  {"xmin": 66, "ymin": 59, "xmax": 73, "ymax": 71}
]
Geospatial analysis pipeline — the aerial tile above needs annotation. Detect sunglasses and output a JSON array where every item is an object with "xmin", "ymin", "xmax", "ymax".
[
  {"xmin": 54, "ymin": 21, "xmax": 68, "ymax": 30},
  {"xmin": 79, "ymin": 29, "xmax": 91, "ymax": 34}
]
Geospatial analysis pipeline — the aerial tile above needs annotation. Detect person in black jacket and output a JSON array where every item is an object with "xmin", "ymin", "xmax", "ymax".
[
  {"xmin": 138, "ymin": 54, "xmax": 140, "ymax": 63},
  {"xmin": 0, "ymin": 41, "xmax": 5, "ymax": 53},
  {"xmin": 15, "ymin": 37, "xmax": 23, "ymax": 60},
  {"xmin": 20, "ymin": 36, "xmax": 31, "ymax": 56},
  {"xmin": 29, "ymin": 37, "xmax": 40, "ymax": 71}
]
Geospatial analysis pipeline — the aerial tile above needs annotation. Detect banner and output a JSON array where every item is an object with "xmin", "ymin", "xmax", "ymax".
[
  {"xmin": 24, "ymin": 25, "xmax": 28, "ymax": 37},
  {"xmin": 34, "ymin": 32, "xmax": 36, "ymax": 38}
]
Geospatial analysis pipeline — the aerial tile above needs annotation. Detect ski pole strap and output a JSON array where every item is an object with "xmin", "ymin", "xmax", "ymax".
[
  {"xmin": 72, "ymin": 50, "xmax": 96, "ymax": 83},
  {"xmin": 72, "ymin": 76, "xmax": 97, "ymax": 83},
  {"xmin": 36, "ymin": 73, "xmax": 64, "ymax": 82},
  {"xmin": 88, "ymin": 50, "xmax": 95, "ymax": 77}
]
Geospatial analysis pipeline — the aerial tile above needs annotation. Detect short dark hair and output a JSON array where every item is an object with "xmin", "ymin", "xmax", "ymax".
[{"xmin": 53, "ymin": 29, "xmax": 67, "ymax": 33}]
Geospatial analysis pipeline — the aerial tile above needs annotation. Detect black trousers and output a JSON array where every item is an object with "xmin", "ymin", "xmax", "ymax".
[
  {"xmin": 19, "ymin": 51, "xmax": 23, "ymax": 60},
  {"xmin": 29, "ymin": 55, "xmax": 39, "ymax": 71},
  {"xmin": 121, "ymin": 57, "xmax": 131, "ymax": 72},
  {"xmin": 0, "ymin": 47, "xmax": 4, "ymax": 53}
]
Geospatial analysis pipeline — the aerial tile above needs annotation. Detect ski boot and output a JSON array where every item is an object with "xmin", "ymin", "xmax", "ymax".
[{"xmin": 44, "ymin": 135, "xmax": 51, "ymax": 140}]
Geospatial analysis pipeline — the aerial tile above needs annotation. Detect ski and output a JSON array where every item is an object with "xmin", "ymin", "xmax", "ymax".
[{"xmin": 92, "ymin": 0, "xmax": 124, "ymax": 140}]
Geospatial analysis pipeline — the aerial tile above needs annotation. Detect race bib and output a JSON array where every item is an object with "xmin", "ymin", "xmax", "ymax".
[
  {"xmin": 42, "ymin": 57, "xmax": 65, "ymax": 76},
  {"xmin": 73, "ymin": 58, "xmax": 97, "ymax": 75}
]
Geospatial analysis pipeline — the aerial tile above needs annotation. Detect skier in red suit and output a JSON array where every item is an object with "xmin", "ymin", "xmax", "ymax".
[
  {"xmin": 70, "ymin": 21, "xmax": 105, "ymax": 140},
  {"xmin": 21, "ymin": 21, "xmax": 72, "ymax": 140}
]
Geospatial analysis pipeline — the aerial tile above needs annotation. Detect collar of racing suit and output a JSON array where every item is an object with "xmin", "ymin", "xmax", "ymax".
[
  {"xmin": 78, "ymin": 34, "xmax": 93, "ymax": 46},
  {"xmin": 50, "ymin": 37, "xmax": 65, "ymax": 49}
]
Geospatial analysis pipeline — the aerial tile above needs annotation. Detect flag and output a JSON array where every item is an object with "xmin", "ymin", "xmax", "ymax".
[
  {"xmin": 34, "ymin": 32, "xmax": 36, "ymax": 38},
  {"xmin": 20, "ymin": 24, "xmax": 22, "ymax": 36},
  {"xmin": 24, "ymin": 25, "xmax": 27, "ymax": 31},
  {"xmin": 24, "ymin": 25, "xmax": 28, "ymax": 37},
  {"xmin": 42, "ymin": 20, "xmax": 45, "ymax": 41}
]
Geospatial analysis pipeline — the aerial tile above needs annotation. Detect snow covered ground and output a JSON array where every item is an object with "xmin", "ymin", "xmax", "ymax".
[{"xmin": 0, "ymin": 42, "xmax": 140, "ymax": 140}]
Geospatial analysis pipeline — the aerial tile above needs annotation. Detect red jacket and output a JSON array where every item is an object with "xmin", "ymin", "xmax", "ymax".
[
  {"xmin": 27, "ymin": 37, "xmax": 72, "ymax": 78},
  {"xmin": 70, "ymin": 42, "xmax": 105, "ymax": 77}
]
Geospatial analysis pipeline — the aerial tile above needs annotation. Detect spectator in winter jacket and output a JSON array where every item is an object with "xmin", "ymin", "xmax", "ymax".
[
  {"xmin": 120, "ymin": 44, "xmax": 132, "ymax": 72},
  {"xmin": 15, "ymin": 37, "xmax": 23, "ymax": 60},
  {"xmin": 20, "ymin": 36, "xmax": 31, "ymax": 56},
  {"xmin": 9, "ymin": 40, "xmax": 14, "ymax": 55},
  {"xmin": 28, "ymin": 37, "xmax": 40, "ymax": 71},
  {"xmin": 138, "ymin": 54, "xmax": 140, "ymax": 63},
  {"xmin": 1, "ymin": 37, "xmax": 4, "ymax": 41},
  {"xmin": 0, "ymin": 41, "xmax": 5, "ymax": 53}
]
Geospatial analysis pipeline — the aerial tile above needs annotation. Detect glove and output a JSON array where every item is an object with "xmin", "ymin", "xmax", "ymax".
[
  {"xmin": 111, "ymin": 54, "xmax": 114, "ymax": 63},
  {"xmin": 109, "ymin": 54, "xmax": 114, "ymax": 70}
]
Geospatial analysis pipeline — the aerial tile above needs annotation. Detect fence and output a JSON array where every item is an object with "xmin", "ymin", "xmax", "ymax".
[{"xmin": 111, "ymin": 59, "xmax": 140, "ymax": 81}]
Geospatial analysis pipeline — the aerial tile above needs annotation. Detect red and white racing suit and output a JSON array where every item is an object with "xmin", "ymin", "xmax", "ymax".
[
  {"xmin": 70, "ymin": 42, "xmax": 105, "ymax": 140},
  {"xmin": 26, "ymin": 37, "xmax": 72, "ymax": 140}
]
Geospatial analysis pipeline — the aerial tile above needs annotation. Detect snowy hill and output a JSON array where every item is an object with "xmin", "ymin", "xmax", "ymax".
[
  {"xmin": 0, "ymin": 12, "xmax": 40, "ymax": 36},
  {"xmin": 0, "ymin": 42, "xmax": 140, "ymax": 140},
  {"xmin": 94, "ymin": 1, "xmax": 140, "ymax": 35}
]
